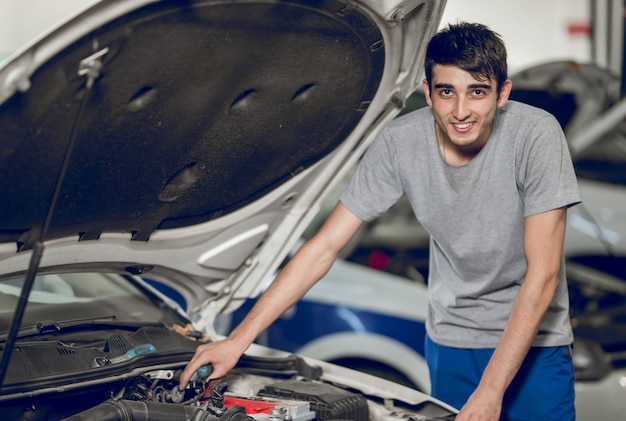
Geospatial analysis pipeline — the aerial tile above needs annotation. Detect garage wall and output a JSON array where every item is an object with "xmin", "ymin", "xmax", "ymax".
[
  {"xmin": 0, "ymin": 0, "xmax": 95, "ymax": 59},
  {"xmin": 0, "ymin": 0, "xmax": 593, "ymax": 73},
  {"xmin": 439, "ymin": 0, "xmax": 592, "ymax": 73}
]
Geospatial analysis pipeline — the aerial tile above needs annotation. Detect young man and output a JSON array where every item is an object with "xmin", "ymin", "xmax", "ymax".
[{"xmin": 181, "ymin": 22, "xmax": 580, "ymax": 420}]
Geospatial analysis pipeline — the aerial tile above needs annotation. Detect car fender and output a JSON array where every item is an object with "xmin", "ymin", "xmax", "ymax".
[{"xmin": 295, "ymin": 331, "xmax": 431, "ymax": 393}]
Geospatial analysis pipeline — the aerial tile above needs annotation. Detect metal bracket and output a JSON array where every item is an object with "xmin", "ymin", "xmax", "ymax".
[{"xmin": 78, "ymin": 47, "xmax": 110, "ymax": 88}]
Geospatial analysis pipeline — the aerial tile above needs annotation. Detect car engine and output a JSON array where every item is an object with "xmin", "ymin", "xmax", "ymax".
[{"xmin": 0, "ymin": 345, "xmax": 456, "ymax": 421}]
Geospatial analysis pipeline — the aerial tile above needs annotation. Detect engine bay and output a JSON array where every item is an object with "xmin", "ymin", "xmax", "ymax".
[
  {"xmin": 0, "ymin": 321, "xmax": 456, "ymax": 421},
  {"xmin": 0, "ymin": 352, "xmax": 457, "ymax": 421}
]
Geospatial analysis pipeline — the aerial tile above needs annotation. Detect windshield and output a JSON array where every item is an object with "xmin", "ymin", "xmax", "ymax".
[{"xmin": 0, "ymin": 272, "xmax": 172, "ymax": 334}]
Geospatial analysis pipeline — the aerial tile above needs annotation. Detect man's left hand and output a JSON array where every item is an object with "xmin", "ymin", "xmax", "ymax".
[{"xmin": 455, "ymin": 388, "xmax": 502, "ymax": 421}]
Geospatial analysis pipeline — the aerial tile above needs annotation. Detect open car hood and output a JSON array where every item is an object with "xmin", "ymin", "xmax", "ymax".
[{"xmin": 0, "ymin": 0, "xmax": 444, "ymax": 325}]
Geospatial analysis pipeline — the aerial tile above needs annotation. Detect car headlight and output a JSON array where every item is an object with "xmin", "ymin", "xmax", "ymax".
[{"xmin": 572, "ymin": 337, "xmax": 613, "ymax": 381}]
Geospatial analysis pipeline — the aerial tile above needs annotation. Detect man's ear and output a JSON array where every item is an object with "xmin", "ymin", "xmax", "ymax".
[
  {"xmin": 422, "ymin": 79, "xmax": 433, "ymax": 106},
  {"xmin": 497, "ymin": 79, "xmax": 513, "ymax": 107}
]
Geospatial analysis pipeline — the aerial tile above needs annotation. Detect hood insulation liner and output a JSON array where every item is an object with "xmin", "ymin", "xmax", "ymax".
[{"xmin": 0, "ymin": 0, "xmax": 384, "ymax": 249}]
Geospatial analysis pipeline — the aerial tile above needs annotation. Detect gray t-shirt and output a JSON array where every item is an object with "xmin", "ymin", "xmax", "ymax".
[{"xmin": 340, "ymin": 100, "xmax": 581, "ymax": 348}]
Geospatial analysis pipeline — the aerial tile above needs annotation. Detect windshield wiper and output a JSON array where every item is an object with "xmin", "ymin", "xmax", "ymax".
[{"xmin": 0, "ymin": 317, "xmax": 165, "ymax": 343}]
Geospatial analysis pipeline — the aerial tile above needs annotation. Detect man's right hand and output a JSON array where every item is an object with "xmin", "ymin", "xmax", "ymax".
[{"xmin": 179, "ymin": 337, "xmax": 245, "ymax": 389}]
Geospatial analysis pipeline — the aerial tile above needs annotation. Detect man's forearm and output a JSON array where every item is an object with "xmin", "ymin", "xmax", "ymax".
[
  {"xmin": 227, "ymin": 201, "xmax": 365, "ymax": 351},
  {"xmin": 476, "ymin": 207, "xmax": 567, "ymax": 398},
  {"xmin": 458, "ymin": 208, "xmax": 568, "ymax": 421},
  {"xmin": 478, "ymin": 271, "xmax": 559, "ymax": 396},
  {"xmin": 227, "ymin": 239, "xmax": 338, "ymax": 350}
]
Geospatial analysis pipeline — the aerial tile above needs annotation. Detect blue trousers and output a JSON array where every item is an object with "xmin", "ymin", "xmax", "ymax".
[{"xmin": 425, "ymin": 335, "xmax": 575, "ymax": 421}]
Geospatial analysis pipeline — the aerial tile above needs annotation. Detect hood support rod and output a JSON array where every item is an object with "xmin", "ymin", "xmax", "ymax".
[{"xmin": 0, "ymin": 47, "xmax": 108, "ymax": 389}]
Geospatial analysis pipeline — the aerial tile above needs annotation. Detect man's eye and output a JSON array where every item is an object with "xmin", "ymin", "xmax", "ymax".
[
  {"xmin": 473, "ymin": 90, "xmax": 485, "ymax": 96},
  {"xmin": 441, "ymin": 89, "xmax": 452, "ymax": 96}
]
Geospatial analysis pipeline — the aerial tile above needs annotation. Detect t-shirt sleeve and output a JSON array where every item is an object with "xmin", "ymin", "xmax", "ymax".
[
  {"xmin": 340, "ymin": 128, "xmax": 404, "ymax": 221},
  {"xmin": 518, "ymin": 114, "xmax": 581, "ymax": 216}
]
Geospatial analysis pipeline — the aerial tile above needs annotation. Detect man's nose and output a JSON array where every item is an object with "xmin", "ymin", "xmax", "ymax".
[{"xmin": 453, "ymin": 97, "xmax": 471, "ymax": 120}]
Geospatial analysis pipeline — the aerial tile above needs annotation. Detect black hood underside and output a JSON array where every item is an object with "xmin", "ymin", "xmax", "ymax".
[{"xmin": 0, "ymin": 0, "xmax": 384, "ymax": 249}]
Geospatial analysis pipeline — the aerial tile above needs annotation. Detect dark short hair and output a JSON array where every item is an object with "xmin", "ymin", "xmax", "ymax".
[{"xmin": 425, "ymin": 22, "xmax": 508, "ymax": 93}]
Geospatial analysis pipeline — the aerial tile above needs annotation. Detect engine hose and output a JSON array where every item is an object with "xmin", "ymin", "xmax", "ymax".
[{"xmin": 61, "ymin": 399, "xmax": 254, "ymax": 421}]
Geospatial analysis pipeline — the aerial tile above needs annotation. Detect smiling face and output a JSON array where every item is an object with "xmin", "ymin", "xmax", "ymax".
[{"xmin": 423, "ymin": 64, "xmax": 512, "ymax": 163}]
